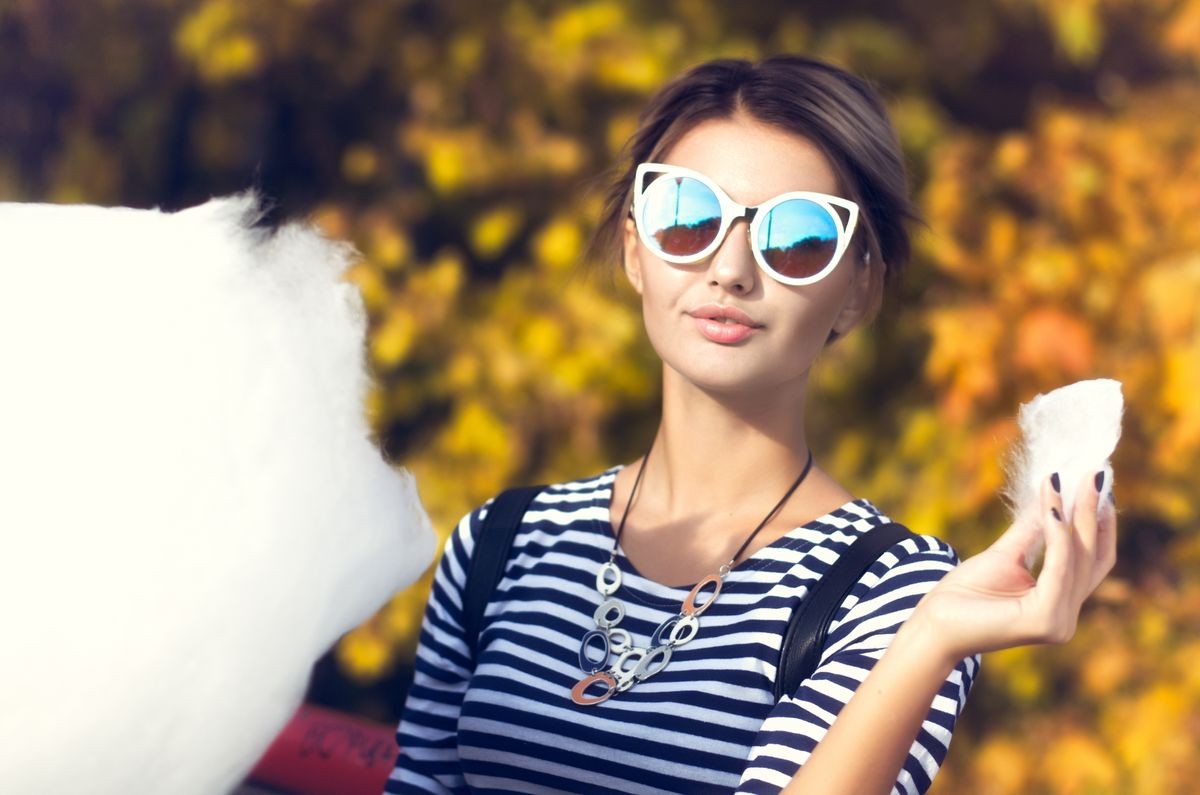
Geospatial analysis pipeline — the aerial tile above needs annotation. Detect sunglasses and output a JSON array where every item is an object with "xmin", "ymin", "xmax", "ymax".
[{"xmin": 630, "ymin": 162, "xmax": 860, "ymax": 286}]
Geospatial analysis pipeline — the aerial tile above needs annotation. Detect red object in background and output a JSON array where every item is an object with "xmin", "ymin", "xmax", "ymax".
[{"xmin": 247, "ymin": 703, "xmax": 397, "ymax": 795}]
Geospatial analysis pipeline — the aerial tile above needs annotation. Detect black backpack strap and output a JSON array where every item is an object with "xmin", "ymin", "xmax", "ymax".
[
  {"xmin": 462, "ymin": 485, "xmax": 545, "ymax": 662},
  {"xmin": 774, "ymin": 521, "xmax": 918, "ymax": 700}
]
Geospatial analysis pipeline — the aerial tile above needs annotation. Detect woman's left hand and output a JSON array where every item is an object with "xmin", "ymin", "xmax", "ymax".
[{"xmin": 912, "ymin": 471, "xmax": 1118, "ymax": 664}]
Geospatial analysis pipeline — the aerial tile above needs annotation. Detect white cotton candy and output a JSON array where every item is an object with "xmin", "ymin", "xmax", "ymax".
[
  {"xmin": 0, "ymin": 195, "xmax": 436, "ymax": 795},
  {"xmin": 1003, "ymin": 378, "xmax": 1124, "ymax": 556}
]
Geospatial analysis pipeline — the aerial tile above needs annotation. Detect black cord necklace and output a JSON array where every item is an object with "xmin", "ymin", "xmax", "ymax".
[{"xmin": 570, "ymin": 437, "xmax": 816, "ymax": 706}]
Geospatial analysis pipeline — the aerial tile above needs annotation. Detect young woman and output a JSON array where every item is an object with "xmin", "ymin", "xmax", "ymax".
[{"xmin": 388, "ymin": 55, "xmax": 1117, "ymax": 794}]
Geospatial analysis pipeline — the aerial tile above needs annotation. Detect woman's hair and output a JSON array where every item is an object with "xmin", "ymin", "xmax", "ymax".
[{"xmin": 588, "ymin": 54, "xmax": 921, "ymax": 318}]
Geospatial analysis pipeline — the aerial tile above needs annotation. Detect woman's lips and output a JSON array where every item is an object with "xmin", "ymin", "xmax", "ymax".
[
  {"xmin": 693, "ymin": 316, "xmax": 758, "ymax": 343},
  {"xmin": 687, "ymin": 305, "xmax": 762, "ymax": 344}
]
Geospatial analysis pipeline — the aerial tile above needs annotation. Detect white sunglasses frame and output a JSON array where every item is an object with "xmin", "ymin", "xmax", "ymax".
[{"xmin": 630, "ymin": 161, "xmax": 860, "ymax": 286}]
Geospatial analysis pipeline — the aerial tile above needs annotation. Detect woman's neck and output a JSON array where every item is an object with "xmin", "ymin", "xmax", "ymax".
[
  {"xmin": 607, "ymin": 370, "xmax": 856, "ymax": 582},
  {"xmin": 637, "ymin": 372, "xmax": 828, "ymax": 516}
]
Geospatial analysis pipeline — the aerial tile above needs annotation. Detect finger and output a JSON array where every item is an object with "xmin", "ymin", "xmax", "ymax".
[
  {"xmin": 1088, "ymin": 483, "xmax": 1119, "ymax": 595},
  {"xmin": 1070, "ymin": 470, "xmax": 1102, "ymax": 603},
  {"xmin": 1035, "ymin": 473, "xmax": 1075, "ymax": 624},
  {"xmin": 987, "ymin": 510, "xmax": 1042, "ymax": 565}
]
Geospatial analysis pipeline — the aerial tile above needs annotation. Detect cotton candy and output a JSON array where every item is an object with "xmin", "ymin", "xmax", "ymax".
[
  {"xmin": 0, "ymin": 195, "xmax": 435, "ymax": 794},
  {"xmin": 1003, "ymin": 378, "xmax": 1123, "ymax": 554}
]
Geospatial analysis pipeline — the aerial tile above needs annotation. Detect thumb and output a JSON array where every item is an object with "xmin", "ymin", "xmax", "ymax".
[{"xmin": 987, "ymin": 509, "xmax": 1043, "ymax": 567}]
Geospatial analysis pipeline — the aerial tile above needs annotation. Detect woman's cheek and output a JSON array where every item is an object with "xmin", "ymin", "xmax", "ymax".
[{"xmin": 639, "ymin": 292, "xmax": 679, "ymax": 363}]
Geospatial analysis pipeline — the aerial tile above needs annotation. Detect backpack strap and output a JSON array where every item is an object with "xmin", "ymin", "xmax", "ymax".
[
  {"xmin": 462, "ymin": 485, "xmax": 545, "ymax": 662},
  {"xmin": 774, "ymin": 521, "xmax": 918, "ymax": 700}
]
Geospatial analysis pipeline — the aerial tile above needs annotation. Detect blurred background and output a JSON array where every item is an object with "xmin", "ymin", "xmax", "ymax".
[{"xmin": 3, "ymin": 0, "xmax": 1198, "ymax": 792}]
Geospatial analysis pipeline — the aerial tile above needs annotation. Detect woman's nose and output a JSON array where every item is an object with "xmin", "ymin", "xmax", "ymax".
[{"xmin": 705, "ymin": 219, "xmax": 757, "ymax": 294}]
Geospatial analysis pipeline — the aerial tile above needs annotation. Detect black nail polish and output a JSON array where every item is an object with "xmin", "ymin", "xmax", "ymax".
[
  {"xmin": 1051, "ymin": 472, "xmax": 1061, "ymax": 493},
  {"xmin": 1095, "ymin": 471, "xmax": 1105, "ymax": 492},
  {"xmin": 1051, "ymin": 507, "xmax": 1062, "ymax": 522}
]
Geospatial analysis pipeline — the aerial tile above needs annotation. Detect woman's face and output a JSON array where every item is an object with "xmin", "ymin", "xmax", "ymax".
[{"xmin": 622, "ymin": 113, "xmax": 872, "ymax": 400}]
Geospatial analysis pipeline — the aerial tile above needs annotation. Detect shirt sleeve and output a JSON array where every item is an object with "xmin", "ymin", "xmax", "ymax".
[
  {"xmin": 385, "ymin": 504, "xmax": 486, "ymax": 794},
  {"xmin": 735, "ymin": 534, "xmax": 982, "ymax": 795}
]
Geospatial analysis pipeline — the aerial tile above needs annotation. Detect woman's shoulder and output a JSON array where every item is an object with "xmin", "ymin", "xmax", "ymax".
[
  {"xmin": 471, "ymin": 465, "xmax": 621, "ymax": 515},
  {"xmin": 442, "ymin": 467, "xmax": 621, "ymax": 572},
  {"xmin": 791, "ymin": 499, "xmax": 967, "ymax": 645},
  {"xmin": 812, "ymin": 497, "xmax": 963, "ymax": 569},
  {"xmin": 457, "ymin": 465, "xmax": 621, "ymax": 534},
  {"xmin": 534, "ymin": 465, "xmax": 623, "ymax": 502}
]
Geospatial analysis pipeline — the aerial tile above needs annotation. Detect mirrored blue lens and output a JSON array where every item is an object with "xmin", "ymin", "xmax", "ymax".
[
  {"xmin": 640, "ymin": 175, "xmax": 721, "ymax": 257},
  {"xmin": 756, "ymin": 199, "xmax": 839, "ymax": 279}
]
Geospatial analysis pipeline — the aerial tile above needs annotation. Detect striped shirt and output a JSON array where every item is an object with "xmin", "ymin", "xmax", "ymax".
[{"xmin": 389, "ymin": 467, "xmax": 980, "ymax": 794}]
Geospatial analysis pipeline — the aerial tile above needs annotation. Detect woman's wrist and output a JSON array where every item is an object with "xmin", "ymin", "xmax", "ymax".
[{"xmin": 895, "ymin": 604, "xmax": 967, "ymax": 676}]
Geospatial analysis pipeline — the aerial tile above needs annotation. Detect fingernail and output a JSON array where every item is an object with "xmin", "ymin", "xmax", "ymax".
[
  {"xmin": 1051, "ymin": 507, "xmax": 1062, "ymax": 522},
  {"xmin": 1108, "ymin": 490, "xmax": 1116, "ymax": 505},
  {"xmin": 1095, "ymin": 471, "xmax": 1105, "ymax": 492},
  {"xmin": 1051, "ymin": 472, "xmax": 1061, "ymax": 493}
]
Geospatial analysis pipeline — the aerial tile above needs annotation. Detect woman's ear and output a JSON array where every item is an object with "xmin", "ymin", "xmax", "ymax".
[
  {"xmin": 622, "ymin": 216, "xmax": 644, "ymax": 295},
  {"xmin": 830, "ymin": 253, "xmax": 880, "ymax": 337}
]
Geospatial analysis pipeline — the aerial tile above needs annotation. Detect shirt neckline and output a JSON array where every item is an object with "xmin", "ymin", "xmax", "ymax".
[{"xmin": 588, "ymin": 464, "xmax": 876, "ymax": 597}]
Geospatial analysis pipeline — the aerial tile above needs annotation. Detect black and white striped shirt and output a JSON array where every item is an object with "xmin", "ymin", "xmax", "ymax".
[{"xmin": 390, "ymin": 467, "xmax": 980, "ymax": 793}]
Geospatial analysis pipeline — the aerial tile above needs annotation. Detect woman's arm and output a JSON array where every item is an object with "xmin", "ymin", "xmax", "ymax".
[
  {"xmin": 737, "ymin": 534, "xmax": 977, "ymax": 793},
  {"xmin": 781, "ymin": 470, "xmax": 1117, "ymax": 795},
  {"xmin": 388, "ymin": 506, "xmax": 489, "ymax": 794}
]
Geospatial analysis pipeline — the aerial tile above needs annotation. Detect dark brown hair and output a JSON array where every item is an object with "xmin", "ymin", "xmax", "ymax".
[{"xmin": 588, "ymin": 55, "xmax": 921, "ymax": 317}]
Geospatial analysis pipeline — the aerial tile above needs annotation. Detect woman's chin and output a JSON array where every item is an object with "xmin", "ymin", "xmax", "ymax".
[{"xmin": 663, "ymin": 363, "xmax": 809, "ymax": 403}]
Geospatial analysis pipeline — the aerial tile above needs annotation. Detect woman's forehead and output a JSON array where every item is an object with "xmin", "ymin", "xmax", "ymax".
[{"xmin": 658, "ymin": 115, "xmax": 841, "ymax": 203}]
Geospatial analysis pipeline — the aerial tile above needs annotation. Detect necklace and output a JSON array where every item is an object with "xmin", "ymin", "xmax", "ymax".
[{"xmin": 570, "ymin": 439, "xmax": 815, "ymax": 706}]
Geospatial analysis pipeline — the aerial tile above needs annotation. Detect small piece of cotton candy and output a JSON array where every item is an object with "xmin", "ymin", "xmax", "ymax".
[{"xmin": 1003, "ymin": 379, "xmax": 1124, "ymax": 543}]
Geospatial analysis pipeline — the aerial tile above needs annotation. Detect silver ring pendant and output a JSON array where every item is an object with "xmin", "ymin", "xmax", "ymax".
[
  {"xmin": 614, "ymin": 671, "xmax": 638, "ymax": 692},
  {"xmin": 633, "ymin": 645, "xmax": 672, "ymax": 680},
  {"xmin": 668, "ymin": 614, "xmax": 700, "ymax": 645},
  {"xmin": 593, "ymin": 598, "xmax": 625, "ymax": 629},
  {"xmin": 578, "ymin": 628, "xmax": 611, "ymax": 673},
  {"xmin": 650, "ymin": 614, "xmax": 683, "ymax": 647},
  {"xmin": 610, "ymin": 648, "xmax": 646, "ymax": 693},
  {"xmin": 613, "ymin": 648, "xmax": 647, "ymax": 677},
  {"xmin": 607, "ymin": 627, "xmax": 633, "ymax": 653},
  {"xmin": 596, "ymin": 561, "xmax": 621, "ymax": 596}
]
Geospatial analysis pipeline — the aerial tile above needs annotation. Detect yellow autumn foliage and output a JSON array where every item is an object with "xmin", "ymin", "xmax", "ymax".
[{"xmin": 175, "ymin": 0, "xmax": 262, "ymax": 82}]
